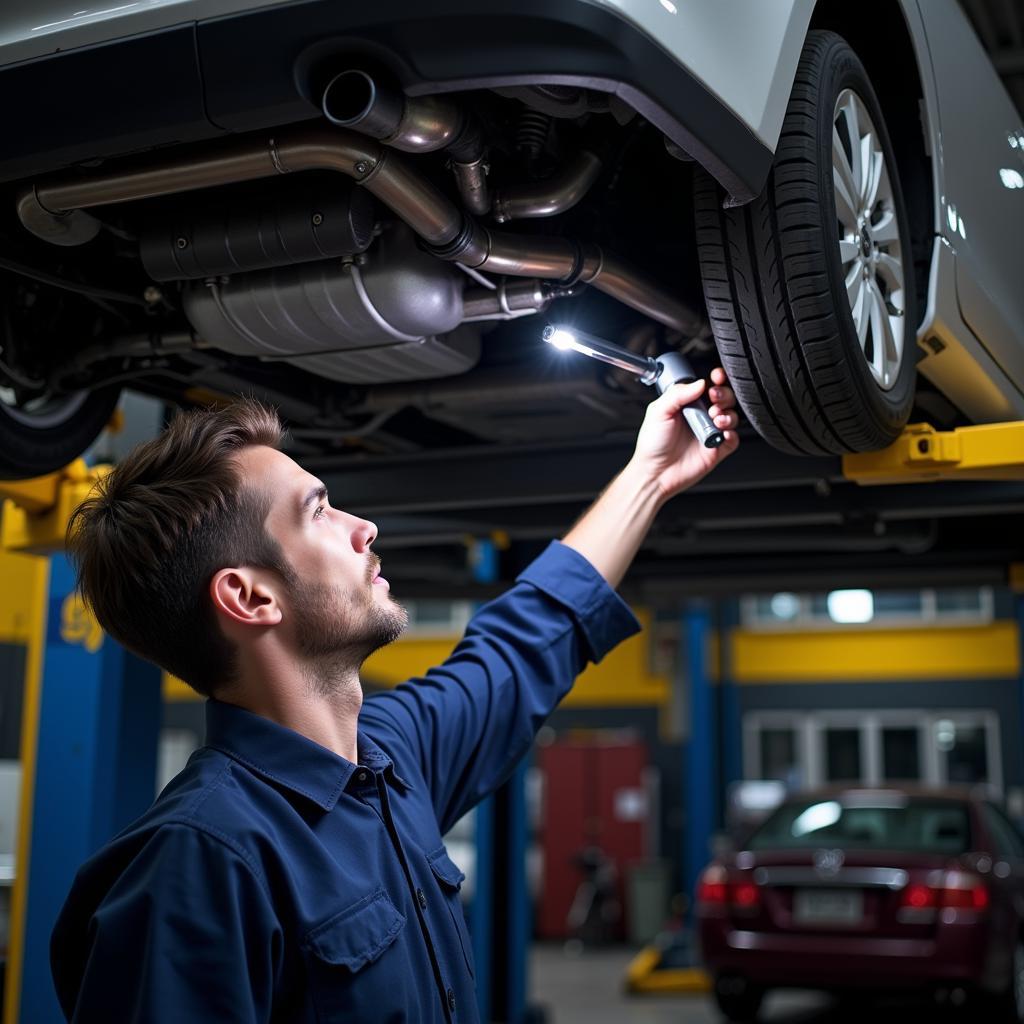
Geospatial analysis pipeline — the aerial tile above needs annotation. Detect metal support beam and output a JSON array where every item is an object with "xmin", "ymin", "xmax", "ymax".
[{"xmin": 317, "ymin": 436, "xmax": 840, "ymax": 517}]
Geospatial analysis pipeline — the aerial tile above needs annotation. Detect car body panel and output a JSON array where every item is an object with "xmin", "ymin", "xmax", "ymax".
[
  {"xmin": 0, "ymin": 0, "xmax": 279, "ymax": 65},
  {"xmin": 0, "ymin": 0, "xmax": 774, "ymax": 202},
  {"xmin": 587, "ymin": 0, "xmax": 815, "ymax": 150},
  {"xmin": 913, "ymin": 1, "xmax": 1024, "ymax": 406},
  {"xmin": 2, "ymin": 0, "xmax": 813, "ymax": 151}
]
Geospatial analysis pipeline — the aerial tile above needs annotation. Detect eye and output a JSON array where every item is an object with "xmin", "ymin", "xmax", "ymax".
[{"xmin": 313, "ymin": 504, "xmax": 326, "ymax": 521}]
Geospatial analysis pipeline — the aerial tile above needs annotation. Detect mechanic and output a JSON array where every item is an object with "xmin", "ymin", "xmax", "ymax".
[{"xmin": 49, "ymin": 371, "xmax": 739, "ymax": 1022}]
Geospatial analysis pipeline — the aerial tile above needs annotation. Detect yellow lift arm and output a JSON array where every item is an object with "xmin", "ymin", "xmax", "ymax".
[
  {"xmin": 843, "ymin": 421, "xmax": 1024, "ymax": 484},
  {"xmin": 0, "ymin": 460, "xmax": 110, "ymax": 555}
]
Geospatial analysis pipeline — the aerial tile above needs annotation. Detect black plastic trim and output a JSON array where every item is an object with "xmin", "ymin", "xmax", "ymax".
[
  {"xmin": 0, "ymin": 0, "xmax": 773, "ymax": 202},
  {"xmin": 197, "ymin": 0, "xmax": 772, "ymax": 203},
  {"xmin": 0, "ymin": 25, "xmax": 224, "ymax": 185}
]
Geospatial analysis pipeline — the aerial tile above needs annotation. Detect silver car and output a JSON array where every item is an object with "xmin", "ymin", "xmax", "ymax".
[{"xmin": 0, "ymin": 0, "xmax": 1020, "ymax": 476}]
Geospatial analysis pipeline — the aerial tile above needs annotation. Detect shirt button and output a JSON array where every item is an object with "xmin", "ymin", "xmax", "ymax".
[
  {"xmin": 447, "ymin": 988, "xmax": 456, "ymax": 1011},
  {"xmin": 417, "ymin": 888, "xmax": 427, "ymax": 909},
  {"xmin": 356, "ymin": 770, "xmax": 369, "ymax": 784}
]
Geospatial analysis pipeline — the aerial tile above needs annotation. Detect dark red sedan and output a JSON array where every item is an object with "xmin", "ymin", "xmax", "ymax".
[{"xmin": 697, "ymin": 788, "xmax": 1024, "ymax": 1022}]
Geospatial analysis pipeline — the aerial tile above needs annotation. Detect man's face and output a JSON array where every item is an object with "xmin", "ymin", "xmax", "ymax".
[{"xmin": 236, "ymin": 446, "xmax": 407, "ymax": 678}]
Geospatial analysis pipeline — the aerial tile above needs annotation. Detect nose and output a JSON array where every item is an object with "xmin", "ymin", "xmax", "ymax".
[{"xmin": 350, "ymin": 515, "xmax": 377, "ymax": 552}]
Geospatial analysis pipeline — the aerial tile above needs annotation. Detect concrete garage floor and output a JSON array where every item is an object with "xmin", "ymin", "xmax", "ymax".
[{"xmin": 528, "ymin": 944, "xmax": 967, "ymax": 1024}]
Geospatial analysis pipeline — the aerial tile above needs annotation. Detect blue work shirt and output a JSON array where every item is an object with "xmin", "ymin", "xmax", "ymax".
[{"xmin": 51, "ymin": 541, "xmax": 639, "ymax": 1023}]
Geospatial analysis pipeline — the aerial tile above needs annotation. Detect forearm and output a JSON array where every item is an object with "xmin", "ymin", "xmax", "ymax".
[{"xmin": 561, "ymin": 457, "xmax": 665, "ymax": 589}]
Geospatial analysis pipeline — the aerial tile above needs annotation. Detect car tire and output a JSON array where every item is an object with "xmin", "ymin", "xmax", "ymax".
[
  {"xmin": 694, "ymin": 29, "xmax": 917, "ymax": 455},
  {"xmin": 713, "ymin": 974, "xmax": 764, "ymax": 1022},
  {"xmin": 993, "ymin": 937, "xmax": 1024, "ymax": 1023},
  {"xmin": 0, "ymin": 385, "xmax": 121, "ymax": 479}
]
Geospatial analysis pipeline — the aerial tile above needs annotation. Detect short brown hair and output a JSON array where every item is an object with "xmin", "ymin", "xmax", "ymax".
[{"xmin": 67, "ymin": 399, "xmax": 294, "ymax": 696}]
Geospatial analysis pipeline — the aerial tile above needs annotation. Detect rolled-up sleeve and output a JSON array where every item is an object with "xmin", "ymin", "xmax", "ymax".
[{"xmin": 361, "ymin": 541, "xmax": 640, "ymax": 832}]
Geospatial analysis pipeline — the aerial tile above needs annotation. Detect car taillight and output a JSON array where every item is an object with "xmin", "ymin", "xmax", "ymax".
[
  {"xmin": 696, "ymin": 865, "xmax": 760, "ymax": 910},
  {"xmin": 697, "ymin": 864, "xmax": 729, "ymax": 904},
  {"xmin": 898, "ymin": 871, "xmax": 989, "ymax": 915},
  {"xmin": 941, "ymin": 871, "xmax": 989, "ymax": 911},
  {"xmin": 900, "ymin": 883, "xmax": 938, "ymax": 910},
  {"xmin": 733, "ymin": 882, "xmax": 761, "ymax": 908}
]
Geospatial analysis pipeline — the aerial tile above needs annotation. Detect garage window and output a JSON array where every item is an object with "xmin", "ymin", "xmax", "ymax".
[
  {"xmin": 744, "ymin": 711, "xmax": 1001, "ymax": 793},
  {"xmin": 742, "ymin": 587, "xmax": 992, "ymax": 629}
]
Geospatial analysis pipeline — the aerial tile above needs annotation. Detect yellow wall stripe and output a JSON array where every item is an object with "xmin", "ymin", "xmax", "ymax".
[
  {"xmin": 731, "ymin": 622, "xmax": 1020, "ymax": 683},
  {"xmin": 3, "ymin": 554, "xmax": 50, "ymax": 1024},
  {"xmin": 359, "ymin": 610, "xmax": 671, "ymax": 708}
]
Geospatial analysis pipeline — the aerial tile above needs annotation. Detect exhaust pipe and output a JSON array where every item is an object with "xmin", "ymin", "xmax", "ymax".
[
  {"xmin": 322, "ymin": 70, "xmax": 491, "ymax": 216},
  {"xmin": 492, "ymin": 151, "xmax": 602, "ymax": 223},
  {"xmin": 16, "ymin": 126, "xmax": 703, "ymax": 335}
]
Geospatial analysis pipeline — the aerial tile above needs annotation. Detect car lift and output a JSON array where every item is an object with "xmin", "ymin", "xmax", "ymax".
[
  {"xmin": 2, "ymin": 421, "xmax": 1024, "ymax": 1021},
  {"xmin": 0, "ymin": 460, "xmax": 163, "ymax": 1024}
]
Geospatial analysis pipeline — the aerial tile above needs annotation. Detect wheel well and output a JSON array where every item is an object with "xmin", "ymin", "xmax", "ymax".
[{"xmin": 810, "ymin": 0, "xmax": 934, "ymax": 328}]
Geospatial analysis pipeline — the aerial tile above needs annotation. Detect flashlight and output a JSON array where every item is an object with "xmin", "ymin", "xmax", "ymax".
[{"xmin": 542, "ymin": 325, "xmax": 726, "ymax": 448}]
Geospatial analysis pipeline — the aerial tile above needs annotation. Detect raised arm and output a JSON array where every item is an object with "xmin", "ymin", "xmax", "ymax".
[
  {"xmin": 561, "ymin": 368, "xmax": 739, "ymax": 587},
  {"xmin": 361, "ymin": 370, "xmax": 739, "ymax": 829}
]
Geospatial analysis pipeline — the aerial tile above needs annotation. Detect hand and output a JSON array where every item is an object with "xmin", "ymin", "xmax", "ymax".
[{"xmin": 629, "ymin": 367, "xmax": 741, "ymax": 501}]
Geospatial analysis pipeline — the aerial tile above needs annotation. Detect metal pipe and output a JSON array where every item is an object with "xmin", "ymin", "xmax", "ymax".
[
  {"xmin": 321, "ymin": 70, "xmax": 462, "ymax": 154},
  {"xmin": 21, "ymin": 127, "xmax": 464, "ymax": 249},
  {"xmin": 322, "ymin": 70, "xmax": 491, "ymax": 213},
  {"xmin": 492, "ymin": 151, "xmax": 602, "ymax": 222},
  {"xmin": 17, "ymin": 126, "xmax": 702, "ymax": 334},
  {"xmin": 452, "ymin": 157, "xmax": 491, "ymax": 216},
  {"xmin": 462, "ymin": 280, "xmax": 553, "ymax": 321},
  {"xmin": 473, "ymin": 234, "xmax": 701, "ymax": 335},
  {"xmin": 588, "ymin": 253, "xmax": 704, "ymax": 334}
]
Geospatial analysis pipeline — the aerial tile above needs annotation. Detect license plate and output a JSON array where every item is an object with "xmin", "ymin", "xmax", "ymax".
[{"xmin": 792, "ymin": 888, "xmax": 863, "ymax": 924}]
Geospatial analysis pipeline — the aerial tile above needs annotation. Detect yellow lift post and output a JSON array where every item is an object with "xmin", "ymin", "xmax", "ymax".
[
  {"xmin": 843, "ymin": 420, "xmax": 1024, "ymax": 484},
  {"xmin": 0, "ymin": 459, "xmax": 111, "ymax": 555}
]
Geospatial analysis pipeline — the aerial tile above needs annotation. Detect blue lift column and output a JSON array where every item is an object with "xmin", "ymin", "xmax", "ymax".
[
  {"xmin": 469, "ymin": 537, "xmax": 531, "ymax": 1023},
  {"xmin": 682, "ymin": 600, "xmax": 717, "ymax": 914},
  {"xmin": 718, "ymin": 601, "xmax": 743, "ymax": 798},
  {"xmin": 4, "ymin": 551, "xmax": 162, "ymax": 1024}
]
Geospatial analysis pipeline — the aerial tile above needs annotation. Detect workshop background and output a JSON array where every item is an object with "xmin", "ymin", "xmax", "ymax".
[
  {"xmin": 0, "ymin": 393, "xmax": 1022, "ymax": 1023},
  {"xmin": 3, "ymin": 0, "xmax": 1024, "ymax": 1021}
]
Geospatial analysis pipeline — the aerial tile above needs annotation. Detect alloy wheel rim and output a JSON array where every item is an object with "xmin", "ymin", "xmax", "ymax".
[
  {"xmin": 0, "ymin": 386, "xmax": 89, "ymax": 429},
  {"xmin": 832, "ymin": 88, "xmax": 906, "ymax": 392}
]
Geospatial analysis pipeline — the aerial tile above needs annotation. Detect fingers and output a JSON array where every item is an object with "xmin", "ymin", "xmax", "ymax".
[
  {"xmin": 655, "ymin": 378, "xmax": 706, "ymax": 416},
  {"xmin": 707, "ymin": 383, "xmax": 736, "ymax": 409},
  {"xmin": 707, "ymin": 408, "xmax": 739, "ymax": 430},
  {"xmin": 657, "ymin": 372, "xmax": 738, "ymax": 427},
  {"xmin": 718, "ymin": 429, "xmax": 741, "ymax": 456}
]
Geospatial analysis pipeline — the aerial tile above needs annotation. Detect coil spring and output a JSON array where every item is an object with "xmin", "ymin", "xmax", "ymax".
[{"xmin": 516, "ymin": 110, "xmax": 551, "ymax": 159}]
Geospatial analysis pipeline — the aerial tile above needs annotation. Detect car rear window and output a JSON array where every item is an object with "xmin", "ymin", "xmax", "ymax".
[{"xmin": 747, "ymin": 797, "xmax": 971, "ymax": 854}]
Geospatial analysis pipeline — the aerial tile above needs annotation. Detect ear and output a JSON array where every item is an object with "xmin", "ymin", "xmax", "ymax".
[{"xmin": 209, "ymin": 567, "xmax": 283, "ymax": 628}]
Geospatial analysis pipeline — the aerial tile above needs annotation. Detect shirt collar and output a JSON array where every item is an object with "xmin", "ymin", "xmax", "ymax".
[{"xmin": 204, "ymin": 699, "xmax": 409, "ymax": 812}]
